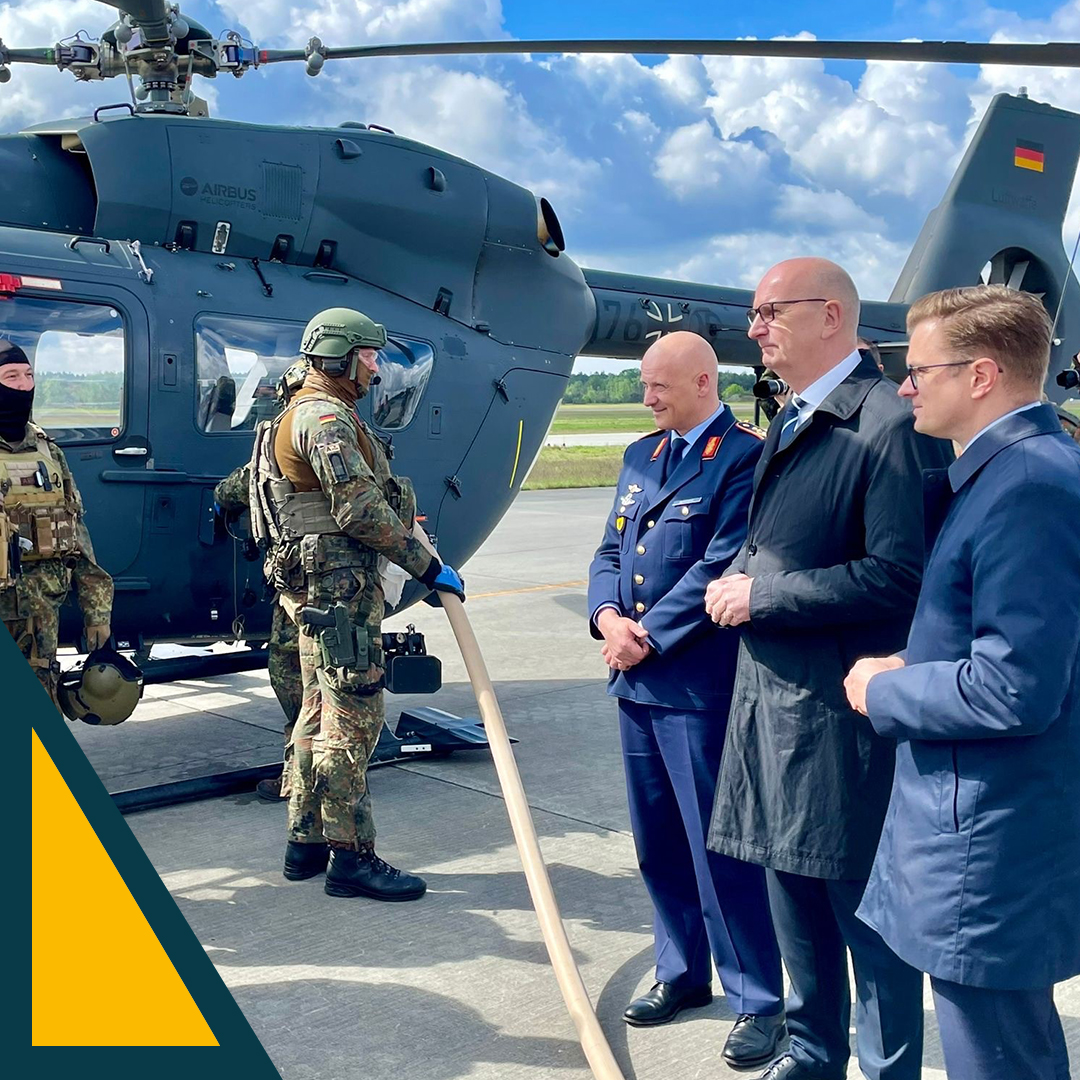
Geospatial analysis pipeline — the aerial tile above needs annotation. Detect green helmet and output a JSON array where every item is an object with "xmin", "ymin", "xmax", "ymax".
[
  {"xmin": 58, "ymin": 647, "xmax": 144, "ymax": 726},
  {"xmin": 300, "ymin": 307, "xmax": 386, "ymax": 376}
]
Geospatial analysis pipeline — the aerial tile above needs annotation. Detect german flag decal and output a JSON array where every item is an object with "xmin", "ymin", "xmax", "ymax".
[
  {"xmin": 1015, "ymin": 140, "xmax": 1045, "ymax": 172},
  {"xmin": 319, "ymin": 413, "xmax": 338, "ymax": 424}
]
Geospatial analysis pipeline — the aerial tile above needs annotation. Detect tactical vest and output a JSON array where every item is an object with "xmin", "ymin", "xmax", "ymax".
[
  {"xmin": 0, "ymin": 481, "xmax": 16, "ymax": 589},
  {"xmin": 0, "ymin": 426, "xmax": 81, "ymax": 565},
  {"xmin": 248, "ymin": 396, "xmax": 403, "ymax": 590}
]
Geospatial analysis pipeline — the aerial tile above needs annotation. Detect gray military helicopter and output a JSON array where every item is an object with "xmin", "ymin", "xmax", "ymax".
[{"xmin": 1, "ymin": 2, "xmax": 1079, "ymax": 657}]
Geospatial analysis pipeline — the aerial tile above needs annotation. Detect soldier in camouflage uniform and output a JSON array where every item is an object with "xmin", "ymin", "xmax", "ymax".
[
  {"xmin": 249, "ymin": 308, "xmax": 464, "ymax": 900},
  {"xmin": 214, "ymin": 461, "xmax": 301, "ymax": 801},
  {"xmin": 0, "ymin": 342, "xmax": 113, "ymax": 707}
]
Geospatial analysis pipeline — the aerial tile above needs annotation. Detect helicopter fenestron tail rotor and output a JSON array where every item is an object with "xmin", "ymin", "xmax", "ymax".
[{"xmin": 0, "ymin": 2, "xmax": 1077, "ymax": 109}]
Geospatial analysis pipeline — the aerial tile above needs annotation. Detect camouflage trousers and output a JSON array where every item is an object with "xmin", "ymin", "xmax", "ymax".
[
  {"xmin": 3, "ymin": 607, "xmax": 61, "ymax": 708},
  {"xmin": 268, "ymin": 600, "xmax": 302, "ymax": 745},
  {"xmin": 280, "ymin": 587, "xmax": 384, "ymax": 849}
]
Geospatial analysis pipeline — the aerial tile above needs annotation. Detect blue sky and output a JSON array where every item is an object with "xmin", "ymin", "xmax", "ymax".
[{"xmin": 2, "ymin": 1, "xmax": 1078, "ymax": 371}]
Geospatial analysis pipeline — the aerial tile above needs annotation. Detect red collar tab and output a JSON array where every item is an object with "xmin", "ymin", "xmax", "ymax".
[
  {"xmin": 702, "ymin": 435, "xmax": 722, "ymax": 460},
  {"xmin": 651, "ymin": 436, "xmax": 669, "ymax": 462}
]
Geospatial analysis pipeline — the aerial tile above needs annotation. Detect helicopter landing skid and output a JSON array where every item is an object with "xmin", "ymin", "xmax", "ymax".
[{"xmin": 370, "ymin": 706, "xmax": 516, "ymax": 766}]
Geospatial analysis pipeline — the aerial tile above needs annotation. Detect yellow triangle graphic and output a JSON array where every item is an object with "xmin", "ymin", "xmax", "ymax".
[{"xmin": 32, "ymin": 729, "xmax": 219, "ymax": 1046}]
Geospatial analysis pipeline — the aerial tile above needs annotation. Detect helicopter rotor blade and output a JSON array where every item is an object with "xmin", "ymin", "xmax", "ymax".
[{"xmin": 259, "ymin": 38, "xmax": 1080, "ymax": 68}]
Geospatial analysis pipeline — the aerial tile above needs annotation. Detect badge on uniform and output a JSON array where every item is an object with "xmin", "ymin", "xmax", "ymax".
[
  {"xmin": 619, "ymin": 483, "xmax": 642, "ymax": 511},
  {"xmin": 616, "ymin": 516, "xmax": 626, "ymax": 533},
  {"xmin": 319, "ymin": 413, "xmax": 338, "ymax": 424},
  {"xmin": 702, "ymin": 435, "xmax": 722, "ymax": 460}
]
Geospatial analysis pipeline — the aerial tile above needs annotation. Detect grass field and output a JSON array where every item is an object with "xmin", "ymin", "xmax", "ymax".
[
  {"xmin": 523, "ymin": 445, "xmax": 624, "ymax": 490},
  {"xmin": 551, "ymin": 399, "xmax": 758, "ymax": 434}
]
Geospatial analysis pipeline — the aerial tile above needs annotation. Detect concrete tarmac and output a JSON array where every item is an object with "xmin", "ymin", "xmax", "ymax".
[{"xmin": 72, "ymin": 488, "xmax": 1078, "ymax": 1079}]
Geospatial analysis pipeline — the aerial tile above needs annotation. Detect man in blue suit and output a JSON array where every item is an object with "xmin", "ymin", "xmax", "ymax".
[
  {"xmin": 845, "ymin": 285, "xmax": 1080, "ymax": 1080},
  {"xmin": 588, "ymin": 331, "xmax": 785, "ymax": 1070}
]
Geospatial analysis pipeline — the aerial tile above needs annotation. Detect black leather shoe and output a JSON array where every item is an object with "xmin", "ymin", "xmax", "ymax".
[
  {"xmin": 324, "ymin": 848, "xmax": 427, "ymax": 901},
  {"xmin": 283, "ymin": 841, "xmax": 330, "ymax": 881},
  {"xmin": 723, "ymin": 1012, "xmax": 788, "ymax": 1068},
  {"xmin": 751, "ymin": 1053, "xmax": 836, "ymax": 1080},
  {"xmin": 622, "ymin": 981, "xmax": 712, "ymax": 1026}
]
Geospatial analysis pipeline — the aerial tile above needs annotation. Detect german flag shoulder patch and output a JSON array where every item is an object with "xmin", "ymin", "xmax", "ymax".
[
  {"xmin": 735, "ymin": 420, "xmax": 767, "ymax": 440},
  {"xmin": 319, "ymin": 412, "xmax": 339, "ymax": 424}
]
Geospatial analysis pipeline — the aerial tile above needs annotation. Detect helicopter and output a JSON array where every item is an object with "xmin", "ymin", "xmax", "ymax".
[{"xmin": 1, "ymin": 1, "xmax": 1078, "ymax": 655}]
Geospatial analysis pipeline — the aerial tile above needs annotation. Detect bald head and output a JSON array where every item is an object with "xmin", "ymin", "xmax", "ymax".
[
  {"xmin": 640, "ymin": 331, "xmax": 719, "ymax": 434},
  {"xmin": 748, "ymin": 257, "xmax": 862, "ymax": 392}
]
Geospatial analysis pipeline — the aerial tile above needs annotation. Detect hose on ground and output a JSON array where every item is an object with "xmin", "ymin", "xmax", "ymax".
[{"xmin": 415, "ymin": 526, "xmax": 625, "ymax": 1080}]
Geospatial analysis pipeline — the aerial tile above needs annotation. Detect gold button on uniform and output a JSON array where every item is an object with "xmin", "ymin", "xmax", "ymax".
[
  {"xmin": 681, "ymin": 506, "xmax": 689, "ymax": 516},
  {"xmin": 635, "ymin": 601, "xmax": 646, "ymax": 613},
  {"xmin": 636, "ymin": 544, "xmax": 646, "ymax": 555},
  {"xmin": 647, "ymin": 520, "xmax": 655, "ymax": 528},
  {"xmin": 634, "ymin": 574, "xmax": 644, "ymax": 584}
]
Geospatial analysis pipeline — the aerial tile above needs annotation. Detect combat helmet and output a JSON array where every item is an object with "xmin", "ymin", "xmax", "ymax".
[
  {"xmin": 58, "ymin": 647, "xmax": 144, "ymax": 725},
  {"xmin": 300, "ymin": 307, "xmax": 387, "ymax": 379}
]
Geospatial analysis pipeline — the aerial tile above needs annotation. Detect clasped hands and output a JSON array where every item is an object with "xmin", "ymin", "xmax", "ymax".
[{"xmin": 596, "ymin": 608, "xmax": 652, "ymax": 672}]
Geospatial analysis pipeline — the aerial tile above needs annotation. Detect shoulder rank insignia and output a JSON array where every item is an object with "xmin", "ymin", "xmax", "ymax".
[
  {"xmin": 650, "ymin": 436, "xmax": 669, "ymax": 461},
  {"xmin": 735, "ymin": 420, "xmax": 767, "ymax": 440}
]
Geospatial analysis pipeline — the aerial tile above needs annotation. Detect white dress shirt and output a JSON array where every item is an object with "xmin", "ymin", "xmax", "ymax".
[{"xmin": 788, "ymin": 348, "xmax": 865, "ymax": 433}]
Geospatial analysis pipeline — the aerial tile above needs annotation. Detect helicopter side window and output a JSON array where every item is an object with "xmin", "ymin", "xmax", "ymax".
[
  {"xmin": 194, "ymin": 314, "xmax": 304, "ymax": 433},
  {"xmin": 0, "ymin": 296, "xmax": 125, "ymax": 443},
  {"xmin": 371, "ymin": 338, "xmax": 435, "ymax": 431}
]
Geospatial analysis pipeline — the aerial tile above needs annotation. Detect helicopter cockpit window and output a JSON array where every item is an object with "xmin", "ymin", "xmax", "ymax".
[
  {"xmin": 371, "ymin": 338, "xmax": 435, "ymax": 431},
  {"xmin": 0, "ymin": 296, "xmax": 125, "ymax": 442},
  {"xmin": 195, "ymin": 314, "xmax": 304, "ymax": 433}
]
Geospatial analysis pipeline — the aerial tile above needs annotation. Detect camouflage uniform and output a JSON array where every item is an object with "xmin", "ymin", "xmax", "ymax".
[
  {"xmin": 0, "ymin": 424, "xmax": 113, "ymax": 706},
  {"xmin": 252, "ymin": 368, "xmax": 433, "ymax": 850},
  {"xmin": 214, "ymin": 464, "xmax": 302, "ymax": 734}
]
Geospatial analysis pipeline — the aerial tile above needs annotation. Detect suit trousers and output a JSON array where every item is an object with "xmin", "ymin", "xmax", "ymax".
[
  {"xmin": 931, "ymin": 977, "xmax": 1071, "ymax": 1080},
  {"xmin": 619, "ymin": 700, "xmax": 783, "ymax": 1016},
  {"xmin": 766, "ymin": 869, "xmax": 924, "ymax": 1080}
]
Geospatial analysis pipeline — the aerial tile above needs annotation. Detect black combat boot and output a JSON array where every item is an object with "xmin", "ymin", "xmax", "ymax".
[
  {"xmin": 324, "ymin": 847, "xmax": 427, "ymax": 901},
  {"xmin": 283, "ymin": 841, "xmax": 330, "ymax": 881},
  {"xmin": 256, "ymin": 775, "xmax": 285, "ymax": 802}
]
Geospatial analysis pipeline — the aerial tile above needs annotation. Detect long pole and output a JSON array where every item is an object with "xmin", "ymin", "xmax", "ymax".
[{"xmin": 414, "ymin": 529, "xmax": 625, "ymax": 1080}]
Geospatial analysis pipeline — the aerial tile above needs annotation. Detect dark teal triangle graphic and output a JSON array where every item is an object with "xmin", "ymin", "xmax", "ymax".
[{"xmin": 12, "ymin": 629, "xmax": 281, "ymax": 1076}]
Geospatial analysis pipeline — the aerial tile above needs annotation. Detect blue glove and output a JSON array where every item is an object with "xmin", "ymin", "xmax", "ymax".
[{"xmin": 428, "ymin": 563, "xmax": 465, "ymax": 603}]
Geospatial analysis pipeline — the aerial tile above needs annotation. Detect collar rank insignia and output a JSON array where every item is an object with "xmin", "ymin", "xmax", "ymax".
[
  {"xmin": 650, "ymin": 436, "xmax": 669, "ymax": 461},
  {"xmin": 702, "ymin": 435, "xmax": 723, "ymax": 460}
]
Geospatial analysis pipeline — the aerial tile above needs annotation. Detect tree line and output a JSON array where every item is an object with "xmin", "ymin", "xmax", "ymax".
[
  {"xmin": 34, "ymin": 371, "xmax": 124, "ymax": 406},
  {"xmin": 563, "ymin": 368, "xmax": 758, "ymax": 404}
]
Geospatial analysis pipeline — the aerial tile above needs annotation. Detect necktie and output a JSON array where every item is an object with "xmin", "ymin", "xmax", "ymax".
[
  {"xmin": 777, "ymin": 395, "xmax": 808, "ymax": 452},
  {"xmin": 661, "ymin": 435, "xmax": 686, "ymax": 484}
]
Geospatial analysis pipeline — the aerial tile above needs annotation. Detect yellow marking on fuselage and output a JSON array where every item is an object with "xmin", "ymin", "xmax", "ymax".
[
  {"xmin": 470, "ymin": 579, "xmax": 587, "ymax": 600},
  {"xmin": 509, "ymin": 419, "xmax": 525, "ymax": 488}
]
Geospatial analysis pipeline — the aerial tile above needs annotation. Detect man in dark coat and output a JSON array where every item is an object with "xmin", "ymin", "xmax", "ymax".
[
  {"xmin": 704, "ymin": 258, "xmax": 951, "ymax": 1080},
  {"xmin": 588, "ymin": 331, "xmax": 785, "ymax": 1069},
  {"xmin": 845, "ymin": 286, "xmax": 1080, "ymax": 1080}
]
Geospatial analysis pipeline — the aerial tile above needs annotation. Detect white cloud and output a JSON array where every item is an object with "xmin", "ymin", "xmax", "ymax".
[{"xmin": 653, "ymin": 120, "xmax": 770, "ymax": 200}]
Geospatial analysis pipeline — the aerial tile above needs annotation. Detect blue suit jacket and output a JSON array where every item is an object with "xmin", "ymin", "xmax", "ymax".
[
  {"xmin": 587, "ymin": 406, "xmax": 764, "ymax": 712},
  {"xmin": 858, "ymin": 405, "xmax": 1080, "ymax": 990}
]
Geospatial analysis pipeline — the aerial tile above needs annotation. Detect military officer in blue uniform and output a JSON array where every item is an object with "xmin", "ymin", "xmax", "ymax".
[{"xmin": 587, "ymin": 331, "xmax": 785, "ymax": 1070}]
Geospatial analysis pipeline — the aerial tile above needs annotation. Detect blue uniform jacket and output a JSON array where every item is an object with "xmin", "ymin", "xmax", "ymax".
[
  {"xmin": 858, "ymin": 404, "xmax": 1080, "ymax": 990},
  {"xmin": 587, "ymin": 405, "xmax": 765, "ymax": 712}
]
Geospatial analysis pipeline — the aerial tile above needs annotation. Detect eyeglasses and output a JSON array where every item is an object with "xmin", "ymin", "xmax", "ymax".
[
  {"xmin": 746, "ymin": 298, "xmax": 828, "ymax": 326},
  {"xmin": 905, "ymin": 359, "xmax": 1001, "ymax": 389}
]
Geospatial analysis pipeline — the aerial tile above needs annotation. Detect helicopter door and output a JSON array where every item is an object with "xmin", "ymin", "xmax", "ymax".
[{"xmin": 0, "ymin": 283, "xmax": 150, "ymax": 577}]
